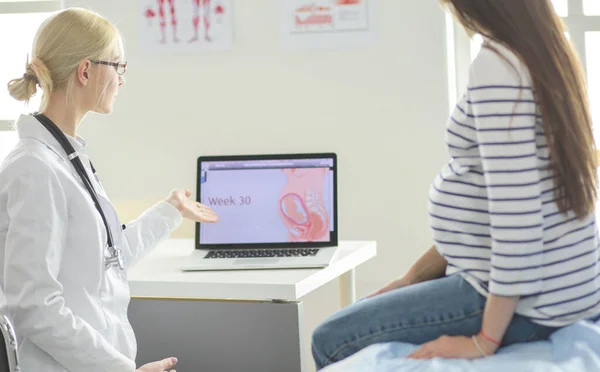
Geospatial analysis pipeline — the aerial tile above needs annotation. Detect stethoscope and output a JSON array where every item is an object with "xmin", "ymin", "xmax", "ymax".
[{"xmin": 33, "ymin": 113, "xmax": 125, "ymax": 271}]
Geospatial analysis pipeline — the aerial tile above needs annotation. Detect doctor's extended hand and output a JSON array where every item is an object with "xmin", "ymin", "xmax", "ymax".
[
  {"xmin": 166, "ymin": 188, "xmax": 218, "ymax": 223},
  {"xmin": 136, "ymin": 357, "xmax": 178, "ymax": 372}
]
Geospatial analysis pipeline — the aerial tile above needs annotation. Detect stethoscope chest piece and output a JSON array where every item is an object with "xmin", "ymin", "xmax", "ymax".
[{"xmin": 105, "ymin": 246, "xmax": 125, "ymax": 271}]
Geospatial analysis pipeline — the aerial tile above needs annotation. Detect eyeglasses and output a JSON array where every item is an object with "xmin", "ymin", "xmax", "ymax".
[{"xmin": 90, "ymin": 60, "xmax": 127, "ymax": 75}]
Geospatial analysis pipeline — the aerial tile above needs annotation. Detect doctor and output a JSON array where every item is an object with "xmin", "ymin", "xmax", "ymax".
[{"xmin": 2, "ymin": 7, "xmax": 217, "ymax": 372}]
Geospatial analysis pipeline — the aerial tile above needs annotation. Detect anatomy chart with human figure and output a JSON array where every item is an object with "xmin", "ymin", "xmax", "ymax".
[
  {"xmin": 141, "ymin": 0, "xmax": 232, "ymax": 53},
  {"xmin": 278, "ymin": 168, "xmax": 331, "ymax": 242},
  {"xmin": 190, "ymin": 0, "xmax": 214, "ymax": 42},
  {"xmin": 280, "ymin": 0, "xmax": 376, "ymax": 51}
]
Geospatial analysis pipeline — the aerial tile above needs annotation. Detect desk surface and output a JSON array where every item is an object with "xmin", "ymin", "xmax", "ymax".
[{"xmin": 128, "ymin": 239, "xmax": 377, "ymax": 301}]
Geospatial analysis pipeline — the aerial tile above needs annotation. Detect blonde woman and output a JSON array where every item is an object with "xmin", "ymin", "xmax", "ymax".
[{"xmin": 2, "ymin": 7, "xmax": 217, "ymax": 372}]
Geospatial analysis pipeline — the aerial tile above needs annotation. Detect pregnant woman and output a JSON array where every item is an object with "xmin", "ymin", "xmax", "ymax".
[{"xmin": 311, "ymin": 0, "xmax": 600, "ymax": 369}]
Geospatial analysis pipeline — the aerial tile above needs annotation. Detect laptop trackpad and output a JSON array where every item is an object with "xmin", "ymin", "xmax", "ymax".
[{"xmin": 234, "ymin": 258, "xmax": 280, "ymax": 265}]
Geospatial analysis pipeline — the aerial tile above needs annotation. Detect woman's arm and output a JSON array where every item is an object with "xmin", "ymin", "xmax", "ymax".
[
  {"xmin": 407, "ymin": 295, "xmax": 520, "ymax": 360},
  {"xmin": 121, "ymin": 189, "xmax": 217, "ymax": 268},
  {"xmin": 369, "ymin": 245, "xmax": 447, "ymax": 297},
  {"xmin": 470, "ymin": 46, "xmax": 543, "ymax": 350},
  {"xmin": 405, "ymin": 245, "xmax": 448, "ymax": 284},
  {"xmin": 120, "ymin": 199, "xmax": 183, "ymax": 268},
  {"xmin": 477, "ymin": 295, "xmax": 519, "ymax": 353}
]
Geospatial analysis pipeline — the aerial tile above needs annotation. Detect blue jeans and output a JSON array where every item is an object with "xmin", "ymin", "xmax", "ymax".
[{"xmin": 311, "ymin": 274, "xmax": 566, "ymax": 370}]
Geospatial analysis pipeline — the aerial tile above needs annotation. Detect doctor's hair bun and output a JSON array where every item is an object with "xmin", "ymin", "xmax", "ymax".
[
  {"xmin": 7, "ymin": 8, "xmax": 125, "ymax": 112},
  {"xmin": 7, "ymin": 57, "xmax": 52, "ymax": 104}
]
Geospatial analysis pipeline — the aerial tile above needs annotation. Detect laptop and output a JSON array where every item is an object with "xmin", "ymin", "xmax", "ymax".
[{"xmin": 180, "ymin": 152, "xmax": 339, "ymax": 271}]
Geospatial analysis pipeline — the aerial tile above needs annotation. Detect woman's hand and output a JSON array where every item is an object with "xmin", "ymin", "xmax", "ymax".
[
  {"xmin": 136, "ymin": 357, "xmax": 178, "ymax": 372},
  {"xmin": 166, "ymin": 189, "xmax": 218, "ymax": 223},
  {"xmin": 407, "ymin": 334, "xmax": 498, "ymax": 360},
  {"xmin": 365, "ymin": 276, "xmax": 412, "ymax": 298}
]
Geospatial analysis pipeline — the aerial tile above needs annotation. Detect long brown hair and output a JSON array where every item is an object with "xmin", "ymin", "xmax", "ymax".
[{"xmin": 441, "ymin": 0, "xmax": 597, "ymax": 219}]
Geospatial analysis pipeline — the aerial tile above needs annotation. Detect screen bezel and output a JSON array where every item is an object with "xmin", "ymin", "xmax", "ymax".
[{"xmin": 195, "ymin": 152, "xmax": 338, "ymax": 250}]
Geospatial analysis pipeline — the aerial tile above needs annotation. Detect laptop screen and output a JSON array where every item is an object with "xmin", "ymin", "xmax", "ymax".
[{"xmin": 197, "ymin": 154, "xmax": 337, "ymax": 248}]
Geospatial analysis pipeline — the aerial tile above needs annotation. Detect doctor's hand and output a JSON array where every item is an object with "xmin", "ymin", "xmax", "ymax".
[
  {"xmin": 136, "ymin": 357, "xmax": 178, "ymax": 372},
  {"xmin": 166, "ymin": 188, "xmax": 218, "ymax": 223}
]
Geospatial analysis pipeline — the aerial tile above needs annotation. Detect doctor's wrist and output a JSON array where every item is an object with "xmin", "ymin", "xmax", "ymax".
[
  {"xmin": 165, "ymin": 189, "xmax": 187, "ymax": 215},
  {"xmin": 165, "ymin": 197, "xmax": 184, "ymax": 214}
]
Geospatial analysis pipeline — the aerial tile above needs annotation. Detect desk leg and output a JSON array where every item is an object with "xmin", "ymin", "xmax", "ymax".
[
  {"xmin": 338, "ymin": 268, "xmax": 356, "ymax": 308},
  {"xmin": 129, "ymin": 298, "xmax": 307, "ymax": 372}
]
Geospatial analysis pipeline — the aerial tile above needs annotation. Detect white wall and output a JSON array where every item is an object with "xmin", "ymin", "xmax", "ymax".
[{"xmin": 67, "ymin": 0, "xmax": 451, "ymax": 369}]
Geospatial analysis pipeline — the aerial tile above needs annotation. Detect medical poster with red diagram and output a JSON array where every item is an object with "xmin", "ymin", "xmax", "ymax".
[
  {"xmin": 280, "ymin": 0, "xmax": 376, "ymax": 51},
  {"xmin": 141, "ymin": 0, "xmax": 233, "ymax": 53}
]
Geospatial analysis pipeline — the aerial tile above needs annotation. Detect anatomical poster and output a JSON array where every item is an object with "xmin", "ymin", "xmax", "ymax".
[
  {"xmin": 141, "ymin": 0, "xmax": 233, "ymax": 53},
  {"xmin": 280, "ymin": 0, "xmax": 376, "ymax": 51}
]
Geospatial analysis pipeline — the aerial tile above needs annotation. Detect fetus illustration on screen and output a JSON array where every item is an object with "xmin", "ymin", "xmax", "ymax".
[{"xmin": 278, "ymin": 168, "xmax": 330, "ymax": 242}]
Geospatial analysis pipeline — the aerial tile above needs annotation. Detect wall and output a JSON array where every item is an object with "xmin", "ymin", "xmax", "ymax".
[{"xmin": 66, "ymin": 0, "xmax": 451, "ymax": 370}]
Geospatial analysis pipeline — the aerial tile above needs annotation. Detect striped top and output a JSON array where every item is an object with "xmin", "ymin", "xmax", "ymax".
[{"xmin": 428, "ymin": 40, "xmax": 600, "ymax": 327}]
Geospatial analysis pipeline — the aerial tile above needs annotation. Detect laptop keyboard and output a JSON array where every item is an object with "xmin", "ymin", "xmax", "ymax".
[{"xmin": 204, "ymin": 248, "xmax": 320, "ymax": 259}]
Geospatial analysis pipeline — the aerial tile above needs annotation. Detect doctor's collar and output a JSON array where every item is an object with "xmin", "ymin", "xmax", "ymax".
[
  {"xmin": 16, "ymin": 114, "xmax": 89, "ymax": 155},
  {"xmin": 63, "ymin": 130, "xmax": 87, "ymax": 153}
]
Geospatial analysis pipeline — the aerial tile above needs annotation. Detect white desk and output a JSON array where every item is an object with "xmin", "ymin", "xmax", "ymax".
[{"xmin": 127, "ymin": 239, "xmax": 376, "ymax": 372}]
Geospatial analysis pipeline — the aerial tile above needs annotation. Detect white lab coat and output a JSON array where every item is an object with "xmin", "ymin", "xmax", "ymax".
[{"xmin": 0, "ymin": 114, "xmax": 182, "ymax": 372}]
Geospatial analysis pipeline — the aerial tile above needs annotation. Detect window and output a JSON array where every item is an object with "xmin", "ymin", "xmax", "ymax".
[
  {"xmin": 0, "ymin": 132, "xmax": 19, "ymax": 163},
  {"xmin": 0, "ymin": 2, "xmax": 61, "ymax": 123},
  {"xmin": 448, "ymin": 0, "xmax": 600, "ymax": 144},
  {"xmin": 584, "ymin": 0, "xmax": 600, "ymax": 15},
  {"xmin": 470, "ymin": 34, "xmax": 483, "ymax": 61},
  {"xmin": 0, "ymin": 12, "xmax": 51, "ymax": 121},
  {"xmin": 553, "ymin": 0, "xmax": 569, "ymax": 16},
  {"xmin": 586, "ymin": 32, "xmax": 600, "ymax": 138},
  {"xmin": 467, "ymin": 1, "xmax": 569, "ymax": 62},
  {"xmin": 0, "ymin": 1, "xmax": 61, "ymax": 162}
]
